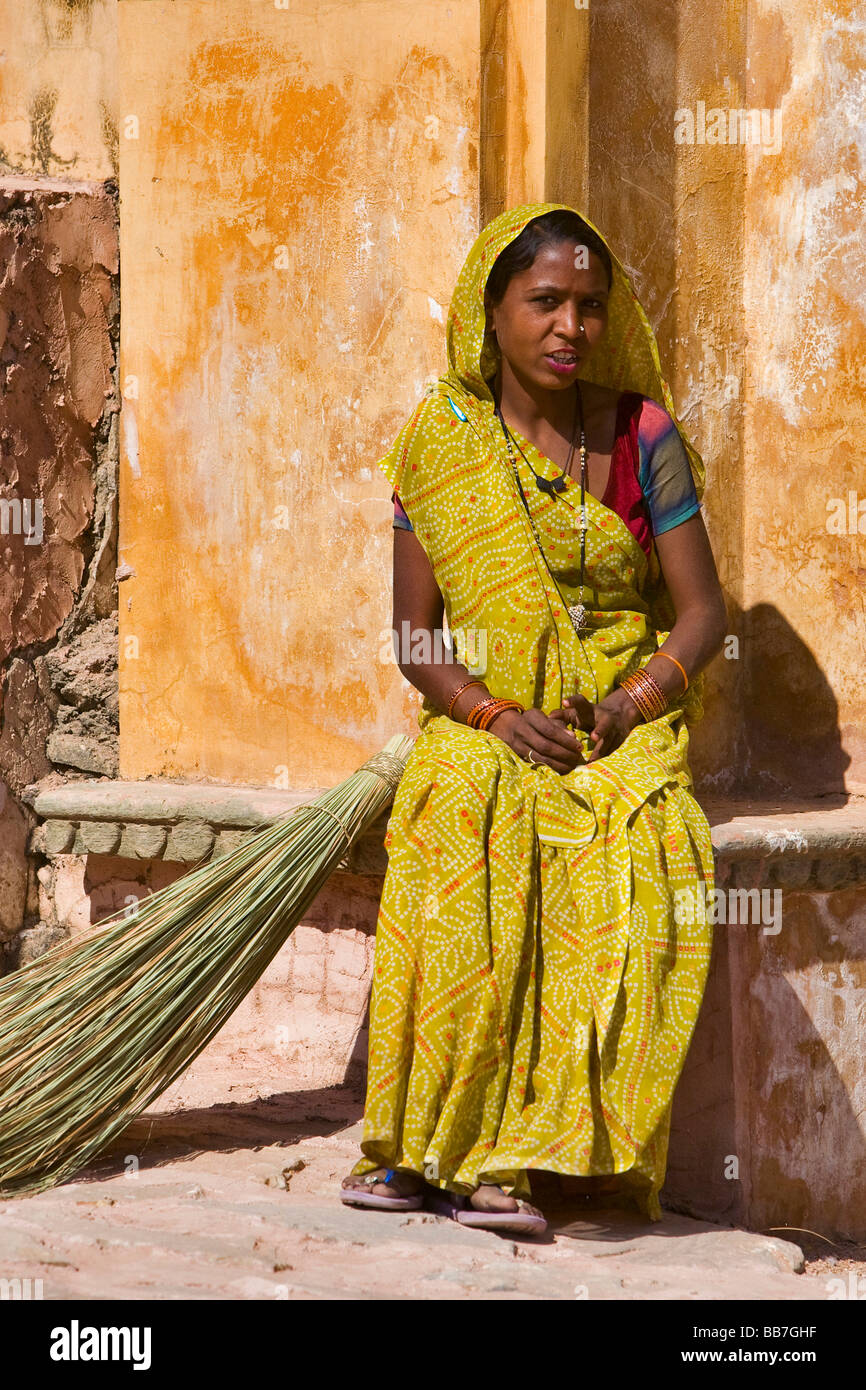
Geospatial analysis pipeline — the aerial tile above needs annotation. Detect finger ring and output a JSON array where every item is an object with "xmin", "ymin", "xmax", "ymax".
[{"xmin": 528, "ymin": 750, "xmax": 539, "ymax": 765}]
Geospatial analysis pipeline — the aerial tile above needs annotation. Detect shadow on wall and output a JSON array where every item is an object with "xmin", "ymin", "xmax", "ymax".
[
  {"xmin": 666, "ymin": 885, "xmax": 866, "ymax": 1241},
  {"xmin": 695, "ymin": 599, "xmax": 850, "ymax": 800},
  {"xmin": 743, "ymin": 601, "xmax": 851, "ymax": 798}
]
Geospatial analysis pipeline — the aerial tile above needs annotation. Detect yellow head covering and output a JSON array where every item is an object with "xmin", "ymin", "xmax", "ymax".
[{"xmin": 439, "ymin": 200, "xmax": 705, "ymax": 501}]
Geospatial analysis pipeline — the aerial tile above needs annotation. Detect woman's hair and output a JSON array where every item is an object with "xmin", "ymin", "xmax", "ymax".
[{"xmin": 484, "ymin": 210, "xmax": 613, "ymax": 306}]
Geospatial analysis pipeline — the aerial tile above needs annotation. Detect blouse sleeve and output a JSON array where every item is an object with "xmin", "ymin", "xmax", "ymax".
[
  {"xmin": 392, "ymin": 490, "xmax": 415, "ymax": 532},
  {"xmin": 636, "ymin": 400, "xmax": 702, "ymax": 536}
]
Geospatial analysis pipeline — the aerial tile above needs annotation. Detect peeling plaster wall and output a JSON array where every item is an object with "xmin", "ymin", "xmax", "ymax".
[
  {"xmin": 743, "ymin": 0, "xmax": 866, "ymax": 796},
  {"xmin": 0, "ymin": 0, "xmax": 118, "ymax": 181},
  {"xmin": 588, "ymin": 0, "xmax": 865, "ymax": 798},
  {"xmin": 588, "ymin": 0, "xmax": 748, "ymax": 795},
  {"xmin": 118, "ymin": 0, "xmax": 481, "ymax": 787},
  {"xmin": 0, "ymin": 184, "xmax": 120, "ymax": 950}
]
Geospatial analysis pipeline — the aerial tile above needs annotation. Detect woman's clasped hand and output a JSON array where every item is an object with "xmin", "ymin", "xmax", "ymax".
[{"xmin": 489, "ymin": 687, "xmax": 644, "ymax": 771}]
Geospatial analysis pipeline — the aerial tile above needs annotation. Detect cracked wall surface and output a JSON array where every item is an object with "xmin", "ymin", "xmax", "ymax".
[
  {"xmin": 0, "ymin": 0, "xmax": 117, "ymax": 182},
  {"xmin": 0, "ymin": 183, "xmax": 119, "ymax": 954},
  {"xmin": 117, "ymin": 0, "xmax": 481, "ymax": 788}
]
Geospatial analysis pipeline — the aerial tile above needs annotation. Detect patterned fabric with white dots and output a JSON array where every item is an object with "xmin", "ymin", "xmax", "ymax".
[{"xmin": 350, "ymin": 203, "xmax": 714, "ymax": 1220}]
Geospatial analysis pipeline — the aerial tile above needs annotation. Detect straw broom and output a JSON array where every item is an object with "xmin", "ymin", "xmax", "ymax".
[{"xmin": 0, "ymin": 736, "xmax": 413, "ymax": 1199}]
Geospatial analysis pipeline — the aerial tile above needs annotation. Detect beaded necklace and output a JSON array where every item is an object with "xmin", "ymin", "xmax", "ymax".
[{"xmin": 494, "ymin": 381, "xmax": 590, "ymax": 637}]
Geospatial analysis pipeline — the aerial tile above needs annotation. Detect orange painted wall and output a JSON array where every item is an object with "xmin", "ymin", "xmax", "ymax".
[
  {"xmin": 118, "ymin": 0, "xmax": 481, "ymax": 786},
  {"xmin": 116, "ymin": 0, "xmax": 866, "ymax": 796},
  {"xmin": 741, "ymin": 0, "xmax": 866, "ymax": 797}
]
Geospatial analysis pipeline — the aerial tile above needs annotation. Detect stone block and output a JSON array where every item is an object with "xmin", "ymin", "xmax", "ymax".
[
  {"xmin": 118, "ymin": 823, "xmax": 168, "ymax": 859},
  {"xmin": 14, "ymin": 922, "xmax": 69, "ymax": 967},
  {"xmin": 52, "ymin": 856, "xmax": 93, "ymax": 934},
  {"xmin": 769, "ymin": 854, "xmax": 813, "ymax": 889},
  {"xmin": 728, "ymin": 858, "xmax": 769, "ymax": 889},
  {"xmin": 43, "ymin": 819, "xmax": 77, "ymax": 855},
  {"xmin": 79, "ymin": 821, "xmax": 122, "ymax": 855},
  {"xmin": 37, "ymin": 872, "xmax": 55, "ymax": 927},
  {"xmin": 324, "ymin": 969, "xmax": 370, "ymax": 1017},
  {"xmin": 212, "ymin": 829, "xmax": 252, "ymax": 859},
  {"xmin": 46, "ymin": 730, "xmax": 118, "ymax": 777},
  {"xmin": 163, "ymin": 821, "xmax": 215, "ymax": 862},
  {"xmin": 288, "ymin": 952, "xmax": 325, "ymax": 998},
  {"xmin": 29, "ymin": 822, "xmax": 49, "ymax": 855},
  {"xmin": 51, "ymin": 855, "xmax": 87, "ymax": 930},
  {"xmin": 292, "ymin": 923, "xmax": 325, "ymax": 955},
  {"xmin": 326, "ymin": 929, "xmax": 371, "ymax": 981},
  {"xmin": 814, "ymin": 856, "xmax": 851, "ymax": 891}
]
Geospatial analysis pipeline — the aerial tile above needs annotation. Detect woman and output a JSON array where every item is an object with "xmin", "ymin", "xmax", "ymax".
[{"xmin": 340, "ymin": 202, "xmax": 727, "ymax": 1235}]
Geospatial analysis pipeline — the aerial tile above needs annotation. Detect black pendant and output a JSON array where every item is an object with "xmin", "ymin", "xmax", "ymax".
[{"xmin": 536, "ymin": 474, "xmax": 567, "ymax": 495}]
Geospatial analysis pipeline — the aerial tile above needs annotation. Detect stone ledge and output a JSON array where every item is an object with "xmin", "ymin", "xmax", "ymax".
[
  {"xmin": 27, "ymin": 779, "xmax": 387, "ymax": 875},
  {"xmin": 702, "ymin": 795, "xmax": 866, "ymax": 890},
  {"xmin": 25, "ymin": 780, "xmax": 866, "ymax": 888},
  {"xmin": 29, "ymin": 780, "xmax": 325, "ymax": 826}
]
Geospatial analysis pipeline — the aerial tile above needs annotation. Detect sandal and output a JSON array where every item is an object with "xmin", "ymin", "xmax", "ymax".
[
  {"xmin": 424, "ymin": 1186, "xmax": 547, "ymax": 1235},
  {"xmin": 339, "ymin": 1167, "xmax": 425, "ymax": 1211}
]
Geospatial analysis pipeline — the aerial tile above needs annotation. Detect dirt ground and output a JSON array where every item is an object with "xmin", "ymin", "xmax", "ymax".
[{"xmin": 0, "ymin": 1040, "xmax": 860, "ymax": 1301}]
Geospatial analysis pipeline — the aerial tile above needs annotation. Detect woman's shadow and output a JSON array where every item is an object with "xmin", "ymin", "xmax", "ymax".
[{"xmin": 666, "ymin": 601, "xmax": 865, "ymax": 1242}]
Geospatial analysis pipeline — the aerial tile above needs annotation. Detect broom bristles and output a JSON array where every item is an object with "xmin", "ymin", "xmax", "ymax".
[{"xmin": 0, "ymin": 735, "xmax": 414, "ymax": 1198}]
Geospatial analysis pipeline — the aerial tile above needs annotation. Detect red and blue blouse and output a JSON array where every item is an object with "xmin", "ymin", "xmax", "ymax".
[{"xmin": 392, "ymin": 392, "xmax": 700, "ymax": 558}]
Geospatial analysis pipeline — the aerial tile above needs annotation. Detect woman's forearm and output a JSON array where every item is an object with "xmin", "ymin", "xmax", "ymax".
[
  {"xmin": 396, "ymin": 640, "xmax": 492, "ymax": 723},
  {"xmin": 644, "ymin": 604, "xmax": 728, "ymax": 700}
]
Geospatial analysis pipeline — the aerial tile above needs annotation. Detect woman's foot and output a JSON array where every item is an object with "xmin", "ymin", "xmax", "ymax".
[
  {"xmin": 340, "ymin": 1166, "xmax": 425, "ymax": 1209},
  {"xmin": 425, "ymin": 1181, "xmax": 547, "ymax": 1234},
  {"xmin": 468, "ymin": 1183, "xmax": 545, "ymax": 1221}
]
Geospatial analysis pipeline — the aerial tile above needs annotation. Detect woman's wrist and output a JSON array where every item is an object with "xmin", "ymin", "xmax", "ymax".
[
  {"xmin": 449, "ymin": 680, "xmax": 491, "ymax": 723},
  {"xmin": 486, "ymin": 706, "xmax": 521, "ymax": 733},
  {"xmin": 605, "ymin": 687, "xmax": 645, "ymax": 729},
  {"xmin": 645, "ymin": 651, "xmax": 688, "ymax": 698}
]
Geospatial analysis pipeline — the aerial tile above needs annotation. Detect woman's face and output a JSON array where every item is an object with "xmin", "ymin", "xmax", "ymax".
[{"xmin": 484, "ymin": 240, "xmax": 610, "ymax": 391}]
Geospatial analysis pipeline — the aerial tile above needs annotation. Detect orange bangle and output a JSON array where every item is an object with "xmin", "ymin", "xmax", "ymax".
[
  {"xmin": 478, "ymin": 699, "xmax": 523, "ymax": 731},
  {"xmin": 466, "ymin": 697, "xmax": 524, "ymax": 730},
  {"xmin": 465, "ymin": 696, "xmax": 497, "ymax": 728},
  {"xmin": 620, "ymin": 670, "xmax": 667, "ymax": 721},
  {"xmin": 650, "ymin": 650, "xmax": 688, "ymax": 691},
  {"xmin": 447, "ymin": 679, "xmax": 486, "ymax": 718}
]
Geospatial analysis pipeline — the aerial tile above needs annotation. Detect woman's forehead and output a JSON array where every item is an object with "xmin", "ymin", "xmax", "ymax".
[{"xmin": 484, "ymin": 241, "xmax": 610, "ymax": 297}]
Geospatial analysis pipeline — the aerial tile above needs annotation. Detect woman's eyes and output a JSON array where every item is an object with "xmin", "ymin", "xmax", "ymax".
[{"xmin": 533, "ymin": 296, "xmax": 603, "ymax": 309}]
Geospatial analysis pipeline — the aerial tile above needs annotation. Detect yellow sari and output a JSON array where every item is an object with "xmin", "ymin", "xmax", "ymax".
[{"xmin": 350, "ymin": 202, "xmax": 714, "ymax": 1220}]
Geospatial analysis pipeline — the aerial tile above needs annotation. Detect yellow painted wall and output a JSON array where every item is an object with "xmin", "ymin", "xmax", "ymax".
[
  {"xmin": 114, "ymin": 0, "xmax": 866, "ymax": 795},
  {"xmin": 0, "ymin": 0, "xmax": 117, "ymax": 179},
  {"xmin": 587, "ymin": 0, "xmax": 748, "ymax": 792},
  {"xmin": 742, "ymin": 0, "xmax": 866, "ymax": 796},
  {"xmin": 118, "ymin": 0, "xmax": 481, "ymax": 786}
]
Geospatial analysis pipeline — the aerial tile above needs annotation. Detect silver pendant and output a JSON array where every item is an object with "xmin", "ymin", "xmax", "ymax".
[{"xmin": 567, "ymin": 603, "xmax": 588, "ymax": 634}]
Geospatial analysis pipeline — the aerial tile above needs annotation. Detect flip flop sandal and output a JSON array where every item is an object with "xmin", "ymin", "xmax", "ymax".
[
  {"xmin": 425, "ymin": 1186, "xmax": 547, "ymax": 1235},
  {"xmin": 339, "ymin": 1168, "xmax": 424, "ymax": 1211}
]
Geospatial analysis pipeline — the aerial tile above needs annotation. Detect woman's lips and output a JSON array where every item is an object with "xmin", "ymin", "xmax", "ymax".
[{"xmin": 544, "ymin": 353, "xmax": 581, "ymax": 374}]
